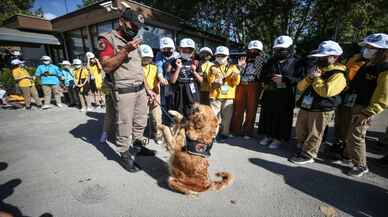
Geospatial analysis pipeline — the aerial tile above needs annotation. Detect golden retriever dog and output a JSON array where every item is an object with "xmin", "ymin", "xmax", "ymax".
[{"xmin": 158, "ymin": 103, "xmax": 234, "ymax": 196}]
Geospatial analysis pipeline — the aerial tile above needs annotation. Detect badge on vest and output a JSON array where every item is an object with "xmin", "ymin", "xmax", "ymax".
[
  {"xmin": 220, "ymin": 84, "xmax": 230, "ymax": 95},
  {"xmin": 189, "ymin": 83, "xmax": 197, "ymax": 94},
  {"xmin": 301, "ymin": 94, "xmax": 314, "ymax": 109}
]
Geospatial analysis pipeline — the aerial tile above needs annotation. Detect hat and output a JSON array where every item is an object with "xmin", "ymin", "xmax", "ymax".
[
  {"xmin": 199, "ymin": 47, "xmax": 213, "ymax": 55},
  {"xmin": 72, "ymin": 59, "xmax": 82, "ymax": 65},
  {"xmin": 214, "ymin": 46, "xmax": 229, "ymax": 56},
  {"xmin": 159, "ymin": 37, "xmax": 175, "ymax": 50},
  {"xmin": 309, "ymin": 40, "xmax": 343, "ymax": 57},
  {"xmin": 359, "ymin": 33, "xmax": 388, "ymax": 49},
  {"xmin": 119, "ymin": 2, "xmax": 145, "ymax": 26},
  {"xmin": 61, "ymin": 60, "xmax": 71, "ymax": 65},
  {"xmin": 248, "ymin": 40, "xmax": 263, "ymax": 51},
  {"xmin": 179, "ymin": 38, "xmax": 195, "ymax": 49},
  {"xmin": 273, "ymin": 36, "xmax": 293, "ymax": 49},
  {"xmin": 11, "ymin": 59, "xmax": 24, "ymax": 65},
  {"xmin": 139, "ymin": 44, "xmax": 154, "ymax": 58},
  {"xmin": 40, "ymin": 56, "xmax": 51, "ymax": 61},
  {"xmin": 86, "ymin": 52, "xmax": 95, "ymax": 59}
]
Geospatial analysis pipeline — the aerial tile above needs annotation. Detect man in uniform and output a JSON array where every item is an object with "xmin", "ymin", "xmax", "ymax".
[{"xmin": 98, "ymin": 2, "xmax": 156, "ymax": 173}]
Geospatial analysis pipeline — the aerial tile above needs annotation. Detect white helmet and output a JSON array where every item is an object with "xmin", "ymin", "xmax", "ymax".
[
  {"xmin": 273, "ymin": 35, "xmax": 293, "ymax": 49},
  {"xmin": 159, "ymin": 37, "xmax": 175, "ymax": 50},
  {"xmin": 86, "ymin": 52, "xmax": 95, "ymax": 59},
  {"xmin": 309, "ymin": 40, "xmax": 343, "ymax": 57},
  {"xmin": 139, "ymin": 44, "xmax": 154, "ymax": 58},
  {"xmin": 61, "ymin": 60, "xmax": 71, "ymax": 66},
  {"xmin": 11, "ymin": 59, "xmax": 24, "ymax": 65},
  {"xmin": 359, "ymin": 33, "xmax": 388, "ymax": 49},
  {"xmin": 179, "ymin": 38, "xmax": 195, "ymax": 49},
  {"xmin": 248, "ymin": 40, "xmax": 263, "ymax": 51},
  {"xmin": 72, "ymin": 59, "xmax": 82, "ymax": 65},
  {"xmin": 40, "ymin": 56, "xmax": 51, "ymax": 61},
  {"xmin": 214, "ymin": 46, "xmax": 229, "ymax": 56},
  {"xmin": 199, "ymin": 47, "xmax": 213, "ymax": 55}
]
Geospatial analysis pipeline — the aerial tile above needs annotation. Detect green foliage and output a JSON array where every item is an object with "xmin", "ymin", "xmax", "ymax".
[
  {"xmin": 0, "ymin": 0, "xmax": 36, "ymax": 24},
  {"xmin": 143, "ymin": 0, "xmax": 388, "ymax": 55}
]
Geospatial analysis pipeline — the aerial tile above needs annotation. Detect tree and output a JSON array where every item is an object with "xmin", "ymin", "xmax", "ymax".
[{"xmin": 0, "ymin": 0, "xmax": 36, "ymax": 24}]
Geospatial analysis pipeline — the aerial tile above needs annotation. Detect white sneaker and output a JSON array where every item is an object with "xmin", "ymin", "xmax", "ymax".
[
  {"xmin": 259, "ymin": 136, "xmax": 272, "ymax": 146},
  {"xmin": 41, "ymin": 105, "xmax": 52, "ymax": 110},
  {"xmin": 243, "ymin": 136, "xmax": 251, "ymax": 140},
  {"xmin": 268, "ymin": 140, "xmax": 281, "ymax": 149},
  {"xmin": 99, "ymin": 132, "xmax": 108, "ymax": 143},
  {"xmin": 57, "ymin": 103, "xmax": 63, "ymax": 108}
]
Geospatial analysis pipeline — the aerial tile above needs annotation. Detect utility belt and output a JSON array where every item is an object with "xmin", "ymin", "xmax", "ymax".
[{"xmin": 115, "ymin": 83, "xmax": 144, "ymax": 94}]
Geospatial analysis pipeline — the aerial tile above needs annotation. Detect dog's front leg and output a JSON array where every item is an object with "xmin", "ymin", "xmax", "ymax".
[{"xmin": 158, "ymin": 124, "xmax": 176, "ymax": 153}]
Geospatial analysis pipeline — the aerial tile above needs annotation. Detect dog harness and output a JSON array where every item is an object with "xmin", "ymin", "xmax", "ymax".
[{"xmin": 184, "ymin": 137, "xmax": 215, "ymax": 158}]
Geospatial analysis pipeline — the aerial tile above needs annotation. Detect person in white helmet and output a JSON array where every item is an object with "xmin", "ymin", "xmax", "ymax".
[
  {"xmin": 231, "ymin": 40, "xmax": 265, "ymax": 139},
  {"xmin": 343, "ymin": 33, "xmax": 388, "ymax": 177},
  {"xmin": 73, "ymin": 58, "xmax": 92, "ymax": 112},
  {"xmin": 11, "ymin": 59, "xmax": 42, "ymax": 109},
  {"xmin": 60, "ymin": 60, "xmax": 77, "ymax": 107},
  {"xmin": 208, "ymin": 46, "xmax": 240, "ymax": 142},
  {"xmin": 34, "ymin": 55, "xmax": 64, "ymax": 109},
  {"xmin": 155, "ymin": 37, "xmax": 179, "ymax": 123},
  {"xmin": 167, "ymin": 38, "xmax": 202, "ymax": 116},
  {"xmin": 258, "ymin": 35, "xmax": 305, "ymax": 149},
  {"xmin": 86, "ymin": 52, "xmax": 105, "ymax": 109},
  {"xmin": 289, "ymin": 40, "xmax": 347, "ymax": 165},
  {"xmin": 140, "ymin": 44, "xmax": 163, "ymax": 144},
  {"xmin": 198, "ymin": 47, "xmax": 214, "ymax": 105}
]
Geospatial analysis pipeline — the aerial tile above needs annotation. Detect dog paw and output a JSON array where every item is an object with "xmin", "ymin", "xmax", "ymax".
[{"xmin": 186, "ymin": 191, "xmax": 200, "ymax": 199}]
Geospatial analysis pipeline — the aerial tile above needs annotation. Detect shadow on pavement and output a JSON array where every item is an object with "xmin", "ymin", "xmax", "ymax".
[
  {"xmin": 0, "ymin": 165, "xmax": 54, "ymax": 217},
  {"xmin": 69, "ymin": 112, "xmax": 120, "ymax": 162},
  {"xmin": 70, "ymin": 112, "xmax": 173, "ymax": 192},
  {"xmin": 249, "ymin": 158, "xmax": 388, "ymax": 217}
]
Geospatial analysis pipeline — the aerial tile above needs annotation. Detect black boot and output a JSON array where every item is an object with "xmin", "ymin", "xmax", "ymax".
[
  {"xmin": 120, "ymin": 150, "xmax": 141, "ymax": 173},
  {"xmin": 133, "ymin": 139, "xmax": 156, "ymax": 156}
]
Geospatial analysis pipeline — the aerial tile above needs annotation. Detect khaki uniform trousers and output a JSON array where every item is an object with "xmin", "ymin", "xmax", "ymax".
[
  {"xmin": 114, "ymin": 88, "xmax": 148, "ymax": 153},
  {"xmin": 210, "ymin": 99, "xmax": 234, "ymax": 135},
  {"xmin": 20, "ymin": 85, "xmax": 41, "ymax": 107},
  {"xmin": 296, "ymin": 109, "xmax": 334, "ymax": 158}
]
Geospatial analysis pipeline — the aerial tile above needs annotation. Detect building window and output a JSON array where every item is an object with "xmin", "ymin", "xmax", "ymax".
[
  {"xmin": 141, "ymin": 24, "xmax": 174, "ymax": 49},
  {"xmin": 66, "ymin": 29, "xmax": 84, "ymax": 60}
]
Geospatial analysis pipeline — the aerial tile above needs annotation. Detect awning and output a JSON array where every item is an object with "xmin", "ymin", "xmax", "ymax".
[{"xmin": 0, "ymin": 27, "xmax": 60, "ymax": 45}]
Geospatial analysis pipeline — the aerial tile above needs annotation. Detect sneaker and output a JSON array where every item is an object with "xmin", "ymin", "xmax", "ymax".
[
  {"xmin": 289, "ymin": 154, "xmax": 315, "ymax": 165},
  {"xmin": 41, "ymin": 105, "xmax": 52, "ymax": 110},
  {"xmin": 57, "ymin": 103, "xmax": 64, "ymax": 108},
  {"xmin": 133, "ymin": 139, "xmax": 156, "ymax": 156},
  {"xmin": 243, "ymin": 136, "xmax": 251, "ymax": 140},
  {"xmin": 268, "ymin": 139, "xmax": 281, "ymax": 149},
  {"xmin": 227, "ymin": 134, "xmax": 235, "ymax": 138},
  {"xmin": 347, "ymin": 166, "xmax": 369, "ymax": 177},
  {"xmin": 99, "ymin": 132, "xmax": 108, "ymax": 144},
  {"xmin": 259, "ymin": 136, "xmax": 272, "ymax": 146}
]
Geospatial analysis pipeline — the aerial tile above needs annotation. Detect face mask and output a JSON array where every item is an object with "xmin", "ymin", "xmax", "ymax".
[
  {"xmin": 90, "ymin": 60, "xmax": 96, "ymax": 65},
  {"xmin": 43, "ymin": 60, "xmax": 50, "ymax": 65},
  {"xmin": 362, "ymin": 48, "xmax": 378, "ymax": 60},
  {"xmin": 274, "ymin": 49, "xmax": 290, "ymax": 60},
  {"xmin": 121, "ymin": 23, "xmax": 138, "ymax": 40},
  {"xmin": 162, "ymin": 51, "xmax": 173, "ymax": 58},
  {"xmin": 180, "ymin": 53, "xmax": 192, "ymax": 60},
  {"xmin": 216, "ymin": 57, "xmax": 228, "ymax": 65}
]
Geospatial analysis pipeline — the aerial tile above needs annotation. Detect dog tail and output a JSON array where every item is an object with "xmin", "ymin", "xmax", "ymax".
[{"xmin": 211, "ymin": 172, "xmax": 234, "ymax": 191}]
